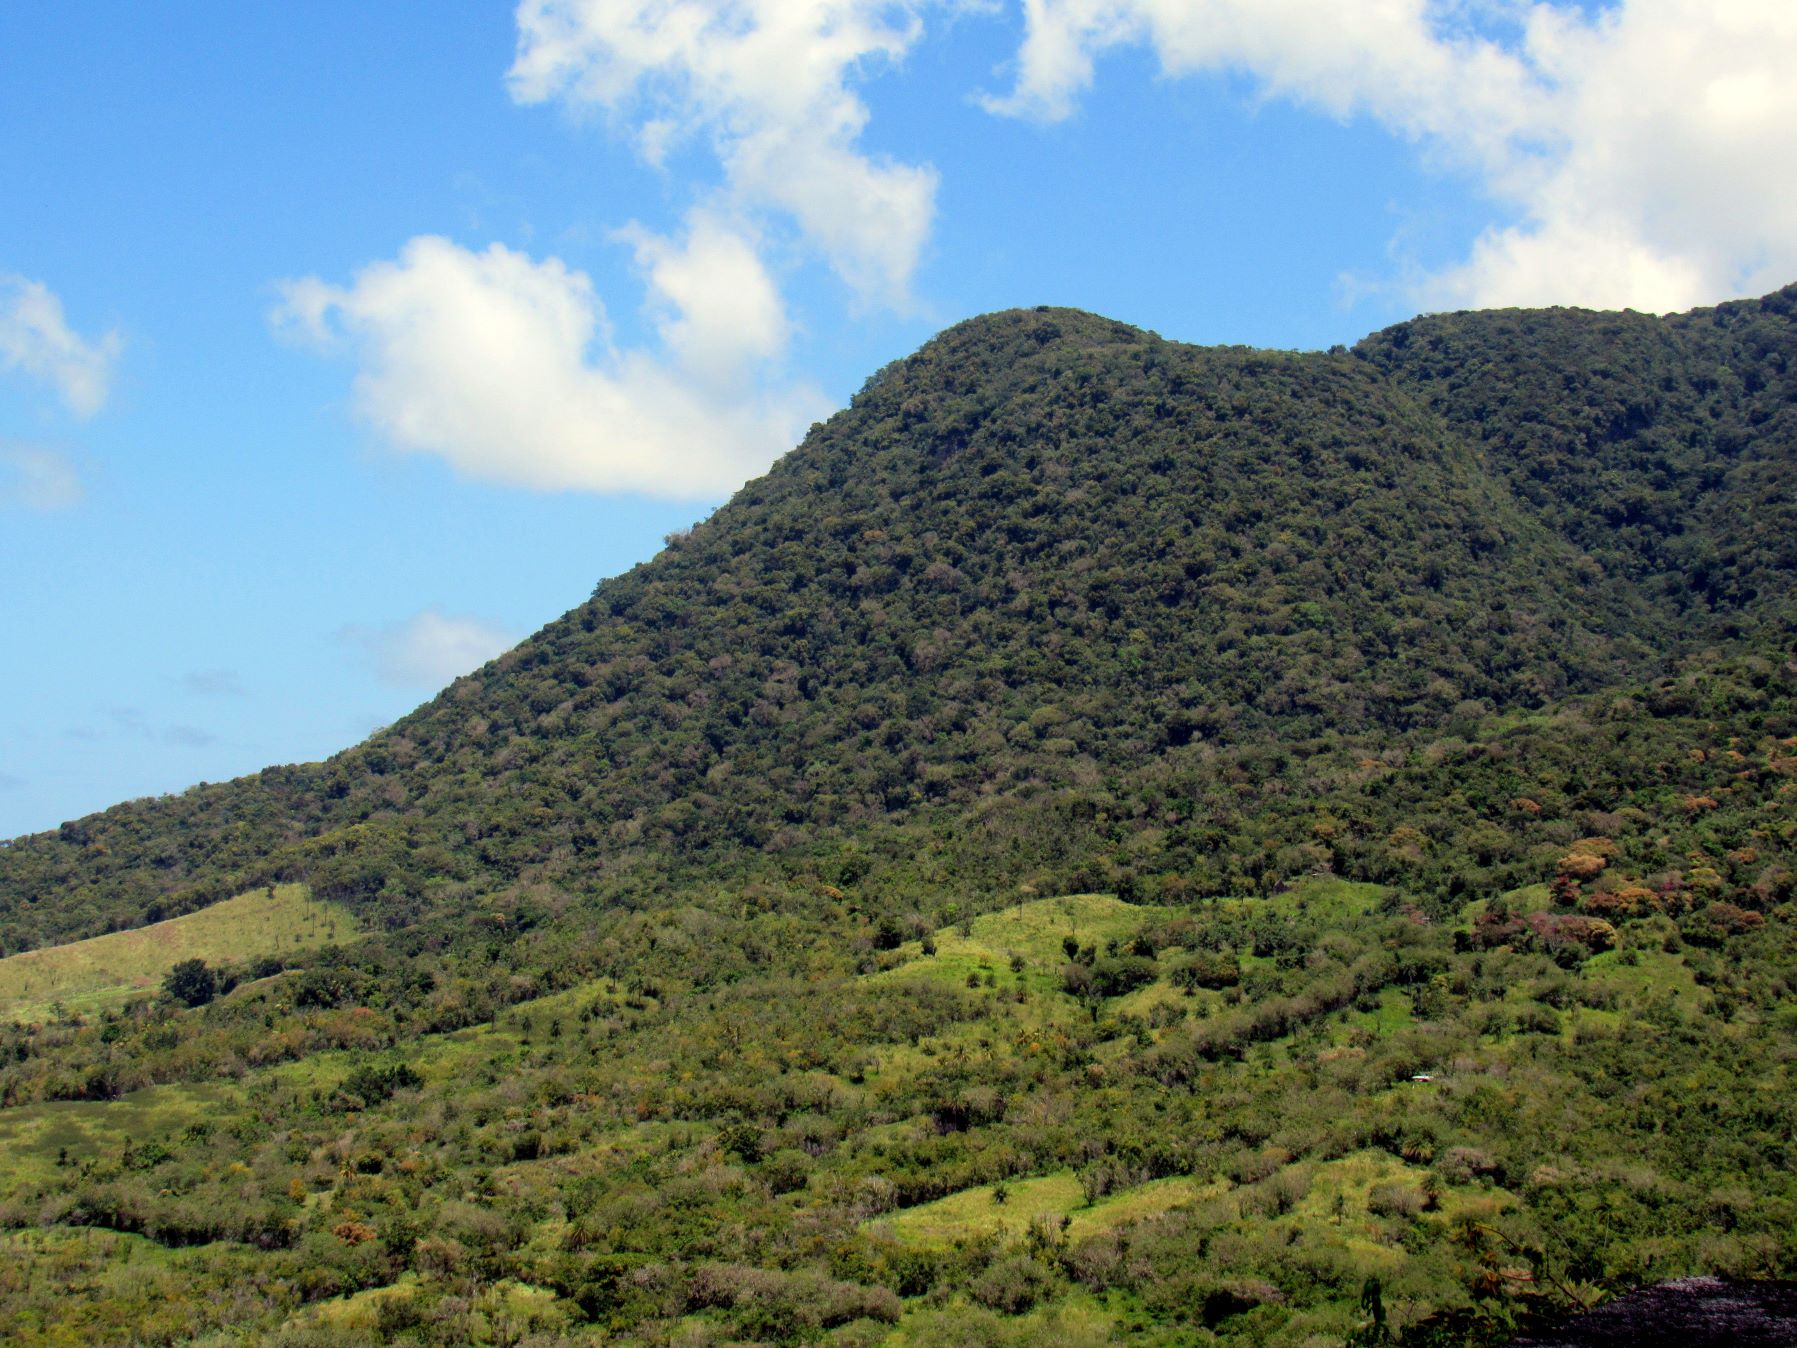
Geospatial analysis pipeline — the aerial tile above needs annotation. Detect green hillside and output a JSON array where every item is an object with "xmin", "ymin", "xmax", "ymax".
[
  {"xmin": 1, "ymin": 288, "xmax": 1796, "ymax": 1344},
  {"xmin": 0, "ymin": 884, "xmax": 351, "ymax": 1023}
]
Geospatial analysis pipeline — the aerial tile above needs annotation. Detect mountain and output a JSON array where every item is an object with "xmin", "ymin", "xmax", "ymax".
[
  {"xmin": 10, "ymin": 290, "xmax": 1797, "ymax": 953},
  {"xmin": 2, "ymin": 288, "xmax": 1796, "ymax": 1346}
]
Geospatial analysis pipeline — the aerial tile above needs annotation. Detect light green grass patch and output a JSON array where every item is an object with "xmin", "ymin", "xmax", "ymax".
[
  {"xmin": 872, "ymin": 894, "xmax": 1183, "ymax": 995},
  {"xmin": 1339, "ymin": 986, "xmax": 1414, "ymax": 1040},
  {"xmin": 0, "ymin": 1081, "xmax": 238, "ymax": 1184},
  {"xmin": 1189, "ymin": 879, "xmax": 1392, "ymax": 939},
  {"xmin": 883, "ymin": 1290, "xmax": 1117, "ymax": 1346},
  {"xmin": 298, "ymin": 1275, "xmax": 569, "ymax": 1338},
  {"xmin": 1264, "ymin": 877, "xmax": 1391, "ymax": 921},
  {"xmin": 1581, "ymin": 945, "xmax": 1701, "ymax": 1004},
  {"xmin": 869, "ymin": 1171, "xmax": 1216, "ymax": 1248},
  {"xmin": 1112, "ymin": 980, "xmax": 1185, "ymax": 1021},
  {"xmin": 1460, "ymin": 882, "xmax": 1554, "ymax": 926},
  {"xmin": 1288, "ymin": 1149, "xmax": 1517, "ymax": 1261},
  {"xmin": 302, "ymin": 1274, "xmax": 420, "ymax": 1332},
  {"xmin": 0, "ymin": 885, "xmax": 355, "ymax": 1022}
]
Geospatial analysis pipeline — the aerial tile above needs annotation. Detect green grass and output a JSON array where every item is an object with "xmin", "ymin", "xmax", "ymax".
[
  {"xmin": 870, "ymin": 1171, "xmax": 1218, "ymax": 1248},
  {"xmin": 886, "ymin": 1290, "xmax": 1119, "ymax": 1346},
  {"xmin": 0, "ymin": 885, "xmax": 355, "ymax": 1022},
  {"xmin": 0, "ymin": 1081, "xmax": 238, "ymax": 1183},
  {"xmin": 1290, "ymin": 1149, "xmax": 1515, "ymax": 1250},
  {"xmin": 294, "ymin": 1275, "xmax": 570, "ymax": 1339},
  {"xmin": 1459, "ymin": 882, "xmax": 1554, "ymax": 925},
  {"xmin": 872, "ymin": 893, "xmax": 1184, "ymax": 994},
  {"xmin": 1263, "ymin": 877, "xmax": 1391, "ymax": 920},
  {"xmin": 1581, "ymin": 944, "xmax": 1701, "ymax": 1002}
]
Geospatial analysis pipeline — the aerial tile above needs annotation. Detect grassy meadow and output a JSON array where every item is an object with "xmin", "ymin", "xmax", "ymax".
[{"xmin": 0, "ymin": 885, "xmax": 353, "ymax": 1022}]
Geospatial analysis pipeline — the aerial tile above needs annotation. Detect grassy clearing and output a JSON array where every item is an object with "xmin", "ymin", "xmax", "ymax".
[
  {"xmin": 887, "ymin": 1290, "xmax": 1118, "ymax": 1346},
  {"xmin": 0, "ymin": 1081, "xmax": 238, "ymax": 1182},
  {"xmin": 1459, "ymin": 882, "xmax": 1553, "ymax": 925},
  {"xmin": 872, "ymin": 894, "xmax": 1184, "ymax": 994},
  {"xmin": 1340, "ymin": 986, "xmax": 1416, "ymax": 1041},
  {"xmin": 870, "ymin": 1171, "xmax": 1218, "ymax": 1248},
  {"xmin": 869, "ymin": 1148, "xmax": 1512, "ymax": 1265},
  {"xmin": 295, "ymin": 1275, "xmax": 570, "ymax": 1340},
  {"xmin": 1581, "ymin": 944, "xmax": 1701, "ymax": 1002},
  {"xmin": 0, "ymin": 885, "xmax": 355, "ymax": 1023},
  {"xmin": 1291, "ymin": 1150, "xmax": 1515, "ymax": 1254},
  {"xmin": 1263, "ymin": 877, "xmax": 1391, "ymax": 921}
]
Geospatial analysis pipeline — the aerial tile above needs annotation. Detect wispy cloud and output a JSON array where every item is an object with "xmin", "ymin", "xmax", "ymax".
[
  {"xmin": 338, "ymin": 609, "xmax": 520, "ymax": 689},
  {"xmin": 0, "ymin": 275, "xmax": 121, "ymax": 416},
  {"xmin": 0, "ymin": 441, "xmax": 84, "ymax": 511},
  {"xmin": 62, "ymin": 707, "xmax": 218, "ymax": 748},
  {"xmin": 179, "ymin": 669, "xmax": 247, "ymax": 698}
]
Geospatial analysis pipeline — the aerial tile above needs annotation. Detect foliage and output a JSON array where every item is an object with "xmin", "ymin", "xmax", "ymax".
[
  {"xmin": 1, "ymin": 286, "xmax": 1796, "ymax": 1342},
  {"xmin": 160, "ymin": 959, "xmax": 217, "ymax": 1008}
]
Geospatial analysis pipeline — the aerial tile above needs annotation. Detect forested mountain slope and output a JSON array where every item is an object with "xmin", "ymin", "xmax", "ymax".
[
  {"xmin": 6, "ymin": 291, "xmax": 1795, "ymax": 956},
  {"xmin": 1357, "ymin": 284, "xmax": 1797, "ymax": 628},
  {"xmin": 1, "ymin": 288, "xmax": 1796, "ymax": 1345}
]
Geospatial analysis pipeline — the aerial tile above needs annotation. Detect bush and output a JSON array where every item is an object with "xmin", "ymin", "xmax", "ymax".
[
  {"xmin": 1091, "ymin": 955, "xmax": 1158, "ymax": 998},
  {"xmin": 762, "ymin": 1148, "xmax": 812, "ymax": 1195},
  {"xmin": 163, "ymin": 958, "xmax": 218, "ymax": 1008},
  {"xmin": 1171, "ymin": 951, "xmax": 1241, "ymax": 991},
  {"xmin": 1366, "ymin": 1182, "xmax": 1425, "ymax": 1220},
  {"xmin": 968, "ymin": 1254, "xmax": 1058, "ymax": 1314},
  {"xmin": 336, "ymin": 1061, "xmax": 423, "ymax": 1110}
]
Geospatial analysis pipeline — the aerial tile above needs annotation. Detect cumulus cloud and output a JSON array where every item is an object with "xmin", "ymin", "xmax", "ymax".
[
  {"xmin": 0, "ymin": 442, "xmax": 84, "ymax": 511},
  {"xmin": 510, "ymin": 0, "xmax": 937, "ymax": 305},
  {"xmin": 621, "ymin": 211, "xmax": 792, "ymax": 388},
  {"xmin": 339, "ymin": 609, "xmax": 520, "ymax": 689},
  {"xmin": 988, "ymin": 0, "xmax": 1797, "ymax": 313},
  {"xmin": 0, "ymin": 275, "xmax": 121, "ymax": 416},
  {"xmin": 274, "ymin": 225, "xmax": 828, "ymax": 496}
]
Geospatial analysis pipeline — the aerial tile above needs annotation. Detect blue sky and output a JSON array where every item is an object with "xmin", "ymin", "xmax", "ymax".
[{"xmin": 3, "ymin": 1, "xmax": 1795, "ymax": 839}]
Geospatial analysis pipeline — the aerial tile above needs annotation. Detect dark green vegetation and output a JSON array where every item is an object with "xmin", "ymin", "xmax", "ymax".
[{"xmin": 1, "ymin": 286, "xmax": 1796, "ymax": 1344}]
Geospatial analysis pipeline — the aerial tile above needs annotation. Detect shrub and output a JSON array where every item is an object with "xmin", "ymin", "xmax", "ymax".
[
  {"xmin": 163, "ymin": 958, "xmax": 218, "ymax": 1008},
  {"xmin": 968, "ymin": 1254, "xmax": 1058, "ymax": 1314},
  {"xmin": 1366, "ymin": 1183, "xmax": 1424, "ymax": 1220},
  {"xmin": 762, "ymin": 1148, "xmax": 812, "ymax": 1195},
  {"xmin": 1091, "ymin": 955, "xmax": 1157, "ymax": 998}
]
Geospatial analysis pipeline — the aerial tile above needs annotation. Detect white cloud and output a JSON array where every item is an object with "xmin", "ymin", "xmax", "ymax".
[
  {"xmin": 988, "ymin": 0, "xmax": 1545, "ymax": 169},
  {"xmin": 340, "ymin": 609, "xmax": 520, "ymax": 689},
  {"xmin": 510, "ymin": 0, "xmax": 937, "ymax": 306},
  {"xmin": 0, "ymin": 275, "xmax": 121, "ymax": 417},
  {"xmin": 0, "ymin": 442, "xmax": 84, "ymax": 511},
  {"xmin": 274, "ymin": 225, "xmax": 828, "ymax": 497},
  {"xmin": 621, "ymin": 210, "xmax": 791, "ymax": 388},
  {"xmin": 988, "ymin": 0, "xmax": 1797, "ymax": 313}
]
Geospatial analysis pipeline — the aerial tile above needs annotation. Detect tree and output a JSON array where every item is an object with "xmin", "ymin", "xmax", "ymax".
[{"xmin": 163, "ymin": 958, "xmax": 218, "ymax": 1008}]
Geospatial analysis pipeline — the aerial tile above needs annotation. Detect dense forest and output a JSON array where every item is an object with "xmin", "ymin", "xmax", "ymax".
[{"xmin": 0, "ymin": 285, "xmax": 1794, "ymax": 1345}]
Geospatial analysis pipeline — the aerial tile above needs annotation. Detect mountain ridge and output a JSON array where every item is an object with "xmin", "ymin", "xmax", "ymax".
[{"xmin": 5, "ymin": 288, "xmax": 1795, "ymax": 955}]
